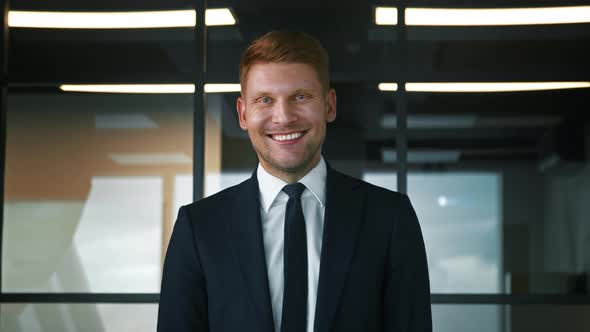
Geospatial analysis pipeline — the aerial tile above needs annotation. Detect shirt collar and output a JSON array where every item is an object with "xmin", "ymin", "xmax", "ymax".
[{"xmin": 257, "ymin": 157, "xmax": 327, "ymax": 213}]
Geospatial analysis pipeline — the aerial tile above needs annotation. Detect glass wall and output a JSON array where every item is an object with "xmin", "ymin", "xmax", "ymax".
[
  {"xmin": 432, "ymin": 304, "xmax": 590, "ymax": 332},
  {"xmin": 406, "ymin": 89, "xmax": 590, "ymax": 295},
  {"xmin": 1, "ymin": 304, "xmax": 158, "ymax": 332},
  {"xmin": 3, "ymin": 94, "xmax": 193, "ymax": 293},
  {"xmin": 405, "ymin": 0, "xmax": 590, "ymax": 295},
  {"xmin": 2, "ymin": 0, "xmax": 195, "ymax": 305}
]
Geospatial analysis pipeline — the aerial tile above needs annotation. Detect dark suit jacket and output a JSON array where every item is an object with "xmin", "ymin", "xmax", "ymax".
[{"xmin": 157, "ymin": 167, "xmax": 432, "ymax": 332}]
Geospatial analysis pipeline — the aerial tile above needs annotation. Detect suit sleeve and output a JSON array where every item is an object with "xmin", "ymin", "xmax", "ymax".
[
  {"xmin": 384, "ymin": 195, "xmax": 432, "ymax": 332},
  {"xmin": 157, "ymin": 206, "xmax": 209, "ymax": 331}
]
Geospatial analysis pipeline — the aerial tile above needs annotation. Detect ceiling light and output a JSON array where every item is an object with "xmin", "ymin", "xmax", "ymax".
[
  {"xmin": 205, "ymin": 8, "xmax": 236, "ymax": 26},
  {"xmin": 405, "ymin": 82, "xmax": 590, "ymax": 92},
  {"xmin": 60, "ymin": 84, "xmax": 242, "ymax": 94},
  {"xmin": 204, "ymin": 84, "xmax": 241, "ymax": 93},
  {"xmin": 375, "ymin": 7, "xmax": 398, "ymax": 25},
  {"xmin": 406, "ymin": 6, "xmax": 590, "ymax": 26},
  {"xmin": 8, "ymin": 10, "xmax": 196, "ymax": 29},
  {"xmin": 60, "ymin": 84, "xmax": 195, "ymax": 93},
  {"xmin": 378, "ymin": 83, "xmax": 398, "ymax": 91},
  {"xmin": 374, "ymin": 6, "xmax": 590, "ymax": 26},
  {"xmin": 378, "ymin": 82, "xmax": 590, "ymax": 92},
  {"xmin": 205, "ymin": 83, "xmax": 241, "ymax": 93}
]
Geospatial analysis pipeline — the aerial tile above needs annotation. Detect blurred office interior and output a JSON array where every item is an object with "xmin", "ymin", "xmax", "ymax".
[{"xmin": 1, "ymin": 0, "xmax": 589, "ymax": 331}]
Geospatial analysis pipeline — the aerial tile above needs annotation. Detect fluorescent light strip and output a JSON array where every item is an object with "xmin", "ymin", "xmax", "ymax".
[
  {"xmin": 406, "ymin": 82, "xmax": 590, "ymax": 92},
  {"xmin": 375, "ymin": 7, "xmax": 398, "ymax": 25},
  {"xmin": 406, "ymin": 6, "xmax": 590, "ymax": 26},
  {"xmin": 61, "ymin": 82, "xmax": 590, "ymax": 94},
  {"xmin": 8, "ymin": 10, "xmax": 196, "ymax": 29},
  {"xmin": 8, "ymin": 9, "xmax": 237, "ymax": 29},
  {"xmin": 375, "ymin": 6, "xmax": 590, "ymax": 26},
  {"xmin": 60, "ymin": 84, "xmax": 195, "ymax": 93},
  {"xmin": 206, "ymin": 8, "xmax": 236, "ymax": 26},
  {"xmin": 204, "ymin": 84, "xmax": 241, "ymax": 93},
  {"xmin": 378, "ymin": 82, "xmax": 590, "ymax": 92},
  {"xmin": 378, "ymin": 83, "xmax": 398, "ymax": 91},
  {"xmin": 60, "ymin": 84, "xmax": 241, "ymax": 94}
]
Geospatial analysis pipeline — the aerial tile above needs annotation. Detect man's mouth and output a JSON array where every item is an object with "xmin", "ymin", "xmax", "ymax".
[{"xmin": 268, "ymin": 131, "xmax": 305, "ymax": 142}]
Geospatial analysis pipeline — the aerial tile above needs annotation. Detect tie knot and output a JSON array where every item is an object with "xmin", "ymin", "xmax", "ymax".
[{"xmin": 282, "ymin": 183, "xmax": 306, "ymax": 199}]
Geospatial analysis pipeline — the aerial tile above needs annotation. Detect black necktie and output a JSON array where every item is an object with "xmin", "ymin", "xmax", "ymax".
[{"xmin": 281, "ymin": 183, "xmax": 308, "ymax": 332}]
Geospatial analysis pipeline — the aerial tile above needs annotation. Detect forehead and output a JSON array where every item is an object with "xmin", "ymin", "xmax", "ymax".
[{"xmin": 243, "ymin": 63, "xmax": 322, "ymax": 94}]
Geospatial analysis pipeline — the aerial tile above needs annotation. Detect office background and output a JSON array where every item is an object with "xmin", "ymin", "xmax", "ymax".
[{"xmin": 1, "ymin": 0, "xmax": 590, "ymax": 331}]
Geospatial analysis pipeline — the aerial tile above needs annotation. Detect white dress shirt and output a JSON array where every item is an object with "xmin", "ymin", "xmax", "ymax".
[{"xmin": 257, "ymin": 157, "xmax": 327, "ymax": 332}]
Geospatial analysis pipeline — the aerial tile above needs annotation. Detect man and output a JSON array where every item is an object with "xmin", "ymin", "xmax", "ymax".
[{"xmin": 158, "ymin": 31, "xmax": 432, "ymax": 332}]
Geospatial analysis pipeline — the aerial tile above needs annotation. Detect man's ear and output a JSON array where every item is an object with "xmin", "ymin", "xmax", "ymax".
[
  {"xmin": 326, "ymin": 89, "xmax": 337, "ymax": 123},
  {"xmin": 236, "ymin": 96, "xmax": 248, "ymax": 130}
]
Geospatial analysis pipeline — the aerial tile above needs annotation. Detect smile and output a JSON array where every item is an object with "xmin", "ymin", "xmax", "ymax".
[{"xmin": 269, "ymin": 131, "xmax": 305, "ymax": 142}]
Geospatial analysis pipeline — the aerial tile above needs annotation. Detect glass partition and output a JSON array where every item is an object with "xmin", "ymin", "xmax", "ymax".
[
  {"xmin": 3, "ymin": 93, "xmax": 193, "ymax": 292},
  {"xmin": 1, "ymin": 303, "xmax": 158, "ymax": 332}
]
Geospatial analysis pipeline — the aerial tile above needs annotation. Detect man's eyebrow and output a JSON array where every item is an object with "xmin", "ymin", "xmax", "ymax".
[
  {"xmin": 249, "ymin": 91, "xmax": 273, "ymax": 100},
  {"xmin": 292, "ymin": 88, "xmax": 314, "ymax": 95},
  {"xmin": 248, "ymin": 88, "xmax": 314, "ymax": 100}
]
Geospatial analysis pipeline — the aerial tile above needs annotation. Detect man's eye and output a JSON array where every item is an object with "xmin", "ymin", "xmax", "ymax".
[
  {"xmin": 259, "ymin": 97, "xmax": 271, "ymax": 104},
  {"xmin": 295, "ymin": 94, "xmax": 307, "ymax": 101}
]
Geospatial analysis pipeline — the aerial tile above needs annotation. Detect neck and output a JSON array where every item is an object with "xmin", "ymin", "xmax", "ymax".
[{"xmin": 261, "ymin": 157, "xmax": 321, "ymax": 184}]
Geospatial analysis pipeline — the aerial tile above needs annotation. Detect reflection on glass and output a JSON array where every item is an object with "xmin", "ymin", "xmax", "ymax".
[
  {"xmin": 71, "ymin": 177, "xmax": 162, "ymax": 292},
  {"xmin": 412, "ymin": 173, "xmax": 502, "ymax": 293},
  {"xmin": 433, "ymin": 305, "xmax": 501, "ymax": 332},
  {"xmin": 542, "ymin": 162, "xmax": 590, "ymax": 290},
  {"xmin": 173, "ymin": 174, "xmax": 193, "ymax": 227},
  {"xmin": 203, "ymin": 93, "xmax": 255, "ymax": 198},
  {"xmin": 3, "ymin": 303, "xmax": 588, "ymax": 332},
  {"xmin": 363, "ymin": 172, "xmax": 397, "ymax": 192},
  {"xmin": 205, "ymin": 172, "xmax": 251, "ymax": 198},
  {"xmin": 1, "ymin": 304, "xmax": 157, "ymax": 332},
  {"xmin": 3, "ymin": 93, "xmax": 193, "ymax": 292},
  {"xmin": 363, "ymin": 172, "xmax": 501, "ymax": 293},
  {"xmin": 432, "ymin": 304, "xmax": 590, "ymax": 332}
]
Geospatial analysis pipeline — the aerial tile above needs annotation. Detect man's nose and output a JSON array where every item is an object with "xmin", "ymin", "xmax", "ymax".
[{"xmin": 272, "ymin": 99, "xmax": 298, "ymax": 124}]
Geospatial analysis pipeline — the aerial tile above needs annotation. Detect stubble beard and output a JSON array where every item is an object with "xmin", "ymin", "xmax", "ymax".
[{"xmin": 255, "ymin": 138, "xmax": 323, "ymax": 178}]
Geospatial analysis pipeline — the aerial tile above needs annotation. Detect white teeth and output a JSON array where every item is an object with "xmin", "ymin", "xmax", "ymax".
[{"xmin": 272, "ymin": 132, "xmax": 303, "ymax": 141}]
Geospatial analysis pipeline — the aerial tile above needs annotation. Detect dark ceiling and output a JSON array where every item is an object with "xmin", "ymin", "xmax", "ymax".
[{"xmin": 5, "ymin": 0, "xmax": 590, "ymax": 165}]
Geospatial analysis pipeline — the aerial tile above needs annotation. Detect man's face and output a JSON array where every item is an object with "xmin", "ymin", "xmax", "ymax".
[{"xmin": 236, "ymin": 62, "xmax": 336, "ymax": 179}]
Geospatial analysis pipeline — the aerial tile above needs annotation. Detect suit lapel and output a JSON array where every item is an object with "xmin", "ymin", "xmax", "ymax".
[
  {"xmin": 314, "ymin": 169, "xmax": 365, "ymax": 332},
  {"xmin": 231, "ymin": 173, "xmax": 275, "ymax": 332}
]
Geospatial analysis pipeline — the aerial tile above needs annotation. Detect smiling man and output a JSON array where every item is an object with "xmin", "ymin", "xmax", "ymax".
[
  {"xmin": 236, "ymin": 61, "xmax": 336, "ymax": 183},
  {"xmin": 157, "ymin": 31, "xmax": 432, "ymax": 332}
]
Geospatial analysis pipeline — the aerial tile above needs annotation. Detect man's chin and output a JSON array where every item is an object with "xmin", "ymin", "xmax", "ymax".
[
  {"xmin": 263, "ymin": 158, "xmax": 311, "ymax": 175},
  {"xmin": 256, "ymin": 148, "xmax": 320, "ymax": 175},
  {"xmin": 272, "ymin": 162, "xmax": 306, "ymax": 174}
]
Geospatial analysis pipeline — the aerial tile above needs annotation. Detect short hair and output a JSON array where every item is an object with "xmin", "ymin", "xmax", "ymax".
[{"xmin": 239, "ymin": 31, "xmax": 330, "ymax": 92}]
